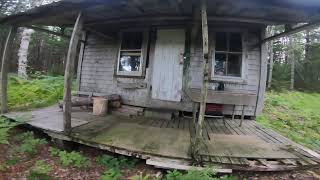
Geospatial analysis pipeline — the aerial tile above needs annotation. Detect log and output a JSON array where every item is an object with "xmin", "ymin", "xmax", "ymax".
[
  {"xmin": 59, "ymin": 95, "xmax": 121, "ymax": 109},
  {"xmin": 59, "ymin": 97, "xmax": 92, "ymax": 108}
]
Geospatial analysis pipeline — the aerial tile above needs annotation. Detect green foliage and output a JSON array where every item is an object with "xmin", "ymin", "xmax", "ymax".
[
  {"xmin": 7, "ymin": 74, "xmax": 64, "ymax": 111},
  {"xmin": 101, "ymin": 168, "xmax": 122, "ymax": 180},
  {"xmin": 6, "ymin": 157, "xmax": 19, "ymax": 166},
  {"xmin": 165, "ymin": 170, "xmax": 183, "ymax": 180},
  {"xmin": 257, "ymin": 91, "xmax": 320, "ymax": 150},
  {"xmin": 16, "ymin": 131, "xmax": 47, "ymax": 155},
  {"xmin": 27, "ymin": 160, "xmax": 53, "ymax": 180},
  {"xmin": 0, "ymin": 117, "xmax": 18, "ymax": 144},
  {"xmin": 49, "ymin": 147, "xmax": 90, "ymax": 168},
  {"xmin": 96, "ymin": 154, "xmax": 138, "ymax": 170},
  {"xmin": 132, "ymin": 173, "xmax": 159, "ymax": 180},
  {"xmin": 165, "ymin": 168, "xmax": 233, "ymax": 180}
]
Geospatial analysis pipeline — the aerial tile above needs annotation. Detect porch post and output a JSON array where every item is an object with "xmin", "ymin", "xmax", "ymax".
[
  {"xmin": 192, "ymin": 0, "xmax": 209, "ymax": 161},
  {"xmin": 63, "ymin": 12, "xmax": 83, "ymax": 135},
  {"xmin": 1, "ymin": 26, "xmax": 17, "ymax": 114},
  {"xmin": 196, "ymin": 0, "xmax": 209, "ymax": 140}
]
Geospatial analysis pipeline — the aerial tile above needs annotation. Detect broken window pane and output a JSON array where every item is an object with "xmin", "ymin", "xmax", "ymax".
[
  {"xmin": 229, "ymin": 33, "xmax": 242, "ymax": 52},
  {"xmin": 215, "ymin": 32, "xmax": 227, "ymax": 51},
  {"xmin": 228, "ymin": 54, "xmax": 242, "ymax": 77},
  {"xmin": 119, "ymin": 51, "xmax": 141, "ymax": 72},
  {"xmin": 214, "ymin": 53, "xmax": 226, "ymax": 76}
]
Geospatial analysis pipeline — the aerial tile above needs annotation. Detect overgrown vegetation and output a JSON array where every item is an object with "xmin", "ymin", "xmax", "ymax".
[
  {"xmin": 49, "ymin": 147, "xmax": 90, "ymax": 168},
  {"xmin": 7, "ymin": 75, "xmax": 64, "ymax": 110},
  {"xmin": 0, "ymin": 117, "xmax": 18, "ymax": 144},
  {"xmin": 165, "ymin": 168, "xmax": 233, "ymax": 180},
  {"xmin": 15, "ymin": 131, "xmax": 47, "ymax": 155},
  {"xmin": 257, "ymin": 91, "xmax": 320, "ymax": 150},
  {"xmin": 27, "ymin": 160, "xmax": 53, "ymax": 180},
  {"xmin": 96, "ymin": 154, "xmax": 139, "ymax": 179}
]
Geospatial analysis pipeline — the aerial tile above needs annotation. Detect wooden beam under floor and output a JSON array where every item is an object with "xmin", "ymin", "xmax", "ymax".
[
  {"xmin": 0, "ymin": 26, "xmax": 17, "ymax": 114},
  {"xmin": 63, "ymin": 12, "xmax": 83, "ymax": 135}
]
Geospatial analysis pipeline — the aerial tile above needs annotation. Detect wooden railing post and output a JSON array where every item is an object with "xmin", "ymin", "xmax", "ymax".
[
  {"xmin": 192, "ymin": 0, "xmax": 209, "ymax": 162},
  {"xmin": 1, "ymin": 26, "xmax": 17, "ymax": 114},
  {"xmin": 63, "ymin": 12, "xmax": 83, "ymax": 135}
]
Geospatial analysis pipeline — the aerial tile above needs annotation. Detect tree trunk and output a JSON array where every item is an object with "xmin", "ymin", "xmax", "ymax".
[
  {"xmin": 267, "ymin": 26, "xmax": 274, "ymax": 89},
  {"xmin": 17, "ymin": 28, "xmax": 34, "ymax": 78},
  {"xmin": 289, "ymin": 37, "xmax": 295, "ymax": 90},
  {"xmin": 304, "ymin": 30, "xmax": 310, "ymax": 81}
]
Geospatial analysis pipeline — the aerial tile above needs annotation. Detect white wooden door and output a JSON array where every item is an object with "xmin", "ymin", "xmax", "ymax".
[{"xmin": 151, "ymin": 29, "xmax": 185, "ymax": 102}]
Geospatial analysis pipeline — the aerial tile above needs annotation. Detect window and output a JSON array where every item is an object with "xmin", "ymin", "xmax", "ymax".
[
  {"xmin": 213, "ymin": 32, "xmax": 243, "ymax": 78},
  {"xmin": 117, "ymin": 31, "xmax": 144, "ymax": 76}
]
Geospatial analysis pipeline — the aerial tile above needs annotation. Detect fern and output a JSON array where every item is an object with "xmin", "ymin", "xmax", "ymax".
[
  {"xmin": 49, "ymin": 148, "xmax": 90, "ymax": 168},
  {"xmin": 101, "ymin": 168, "xmax": 121, "ymax": 180}
]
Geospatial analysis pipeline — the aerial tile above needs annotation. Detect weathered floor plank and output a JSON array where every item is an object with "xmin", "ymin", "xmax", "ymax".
[{"xmin": 4, "ymin": 106, "xmax": 320, "ymax": 171}]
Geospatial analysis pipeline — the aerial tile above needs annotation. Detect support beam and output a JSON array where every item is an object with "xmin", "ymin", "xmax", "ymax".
[
  {"xmin": 24, "ymin": 25, "xmax": 71, "ymax": 39},
  {"xmin": 63, "ymin": 12, "xmax": 83, "ymax": 135},
  {"xmin": 192, "ymin": 0, "xmax": 209, "ymax": 162},
  {"xmin": 1, "ymin": 26, "xmax": 17, "ymax": 114},
  {"xmin": 196, "ymin": 0, "xmax": 209, "ymax": 138},
  {"xmin": 261, "ymin": 21, "xmax": 320, "ymax": 44}
]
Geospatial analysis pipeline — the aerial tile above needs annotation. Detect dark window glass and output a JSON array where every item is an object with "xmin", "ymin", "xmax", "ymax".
[
  {"xmin": 215, "ymin": 32, "xmax": 227, "ymax": 51},
  {"xmin": 214, "ymin": 32, "xmax": 242, "ymax": 77},
  {"xmin": 229, "ymin": 33, "xmax": 242, "ymax": 52},
  {"xmin": 119, "ymin": 51, "xmax": 141, "ymax": 72},
  {"xmin": 214, "ymin": 53, "xmax": 226, "ymax": 76},
  {"xmin": 228, "ymin": 54, "xmax": 242, "ymax": 77},
  {"xmin": 121, "ymin": 32, "xmax": 143, "ymax": 50}
]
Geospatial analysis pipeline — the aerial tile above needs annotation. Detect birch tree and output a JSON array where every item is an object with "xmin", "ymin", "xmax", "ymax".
[
  {"xmin": 17, "ymin": 0, "xmax": 45, "ymax": 78},
  {"xmin": 17, "ymin": 29, "xmax": 34, "ymax": 78}
]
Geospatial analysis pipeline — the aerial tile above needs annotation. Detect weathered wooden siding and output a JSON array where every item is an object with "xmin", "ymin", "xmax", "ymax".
[
  {"xmin": 189, "ymin": 30, "xmax": 262, "ymax": 116},
  {"xmin": 79, "ymin": 27, "xmax": 265, "ymax": 116},
  {"xmin": 79, "ymin": 33, "xmax": 193, "ymax": 111}
]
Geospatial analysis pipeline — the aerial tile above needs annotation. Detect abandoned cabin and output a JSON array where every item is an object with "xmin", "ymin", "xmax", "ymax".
[{"xmin": 1, "ymin": 0, "xmax": 320, "ymax": 172}]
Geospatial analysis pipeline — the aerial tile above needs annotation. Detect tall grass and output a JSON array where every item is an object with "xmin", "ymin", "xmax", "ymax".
[
  {"xmin": 6, "ymin": 74, "xmax": 64, "ymax": 111},
  {"xmin": 257, "ymin": 91, "xmax": 320, "ymax": 150}
]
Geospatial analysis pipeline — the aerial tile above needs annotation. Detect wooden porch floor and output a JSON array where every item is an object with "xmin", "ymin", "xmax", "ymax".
[{"xmin": 4, "ymin": 105, "xmax": 320, "ymax": 171}]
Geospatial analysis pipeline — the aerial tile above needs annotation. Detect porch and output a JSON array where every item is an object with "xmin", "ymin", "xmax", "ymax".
[{"xmin": 4, "ymin": 105, "xmax": 320, "ymax": 172}]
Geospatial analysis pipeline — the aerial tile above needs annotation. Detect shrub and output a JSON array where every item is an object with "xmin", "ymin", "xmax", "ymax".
[
  {"xmin": 101, "ymin": 168, "xmax": 122, "ymax": 180},
  {"xmin": 27, "ymin": 160, "xmax": 52, "ymax": 180},
  {"xmin": 165, "ymin": 168, "xmax": 233, "ymax": 180},
  {"xmin": 49, "ymin": 147, "xmax": 90, "ymax": 168},
  {"xmin": 16, "ymin": 132, "xmax": 47, "ymax": 155},
  {"xmin": 0, "ymin": 117, "xmax": 18, "ymax": 144},
  {"xmin": 96, "ymin": 154, "xmax": 138, "ymax": 170},
  {"xmin": 132, "ymin": 173, "xmax": 159, "ymax": 180}
]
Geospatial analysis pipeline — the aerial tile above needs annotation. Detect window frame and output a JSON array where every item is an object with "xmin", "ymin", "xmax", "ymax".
[
  {"xmin": 211, "ymin": 30, "xmax": 247, "ymax": 82},
  {"xmin": 116, "ymin": 30, "xmax": 149, "ymax": 77}
]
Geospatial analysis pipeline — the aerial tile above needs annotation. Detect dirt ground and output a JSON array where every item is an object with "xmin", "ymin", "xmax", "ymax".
[{"xmin": 0, "ymin": 127, "xmax": 319, "ymax": 180}]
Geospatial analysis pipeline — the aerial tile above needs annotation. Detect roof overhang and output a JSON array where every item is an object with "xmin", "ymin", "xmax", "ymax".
[{"xmin": 1, "ymin": 0, "xmax": 320, "ymax": 27}]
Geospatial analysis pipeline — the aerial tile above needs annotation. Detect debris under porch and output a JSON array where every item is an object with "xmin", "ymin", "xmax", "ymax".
[{"xmin": 3, "ymin": 105, "xmax": 320, "ymax": 172}]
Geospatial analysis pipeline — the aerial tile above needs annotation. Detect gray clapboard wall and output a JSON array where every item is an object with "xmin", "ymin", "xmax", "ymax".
[
  {"xmin": 79, "ymin": 33, "xmax": 193, "ymax": 111},
  {"xmin": 78, "ymin": 27, "xmax": 265, "ymax": 116},
  {"xmin": 189, "ymin": 29, "xmax": 263, "ymax": 116}
]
